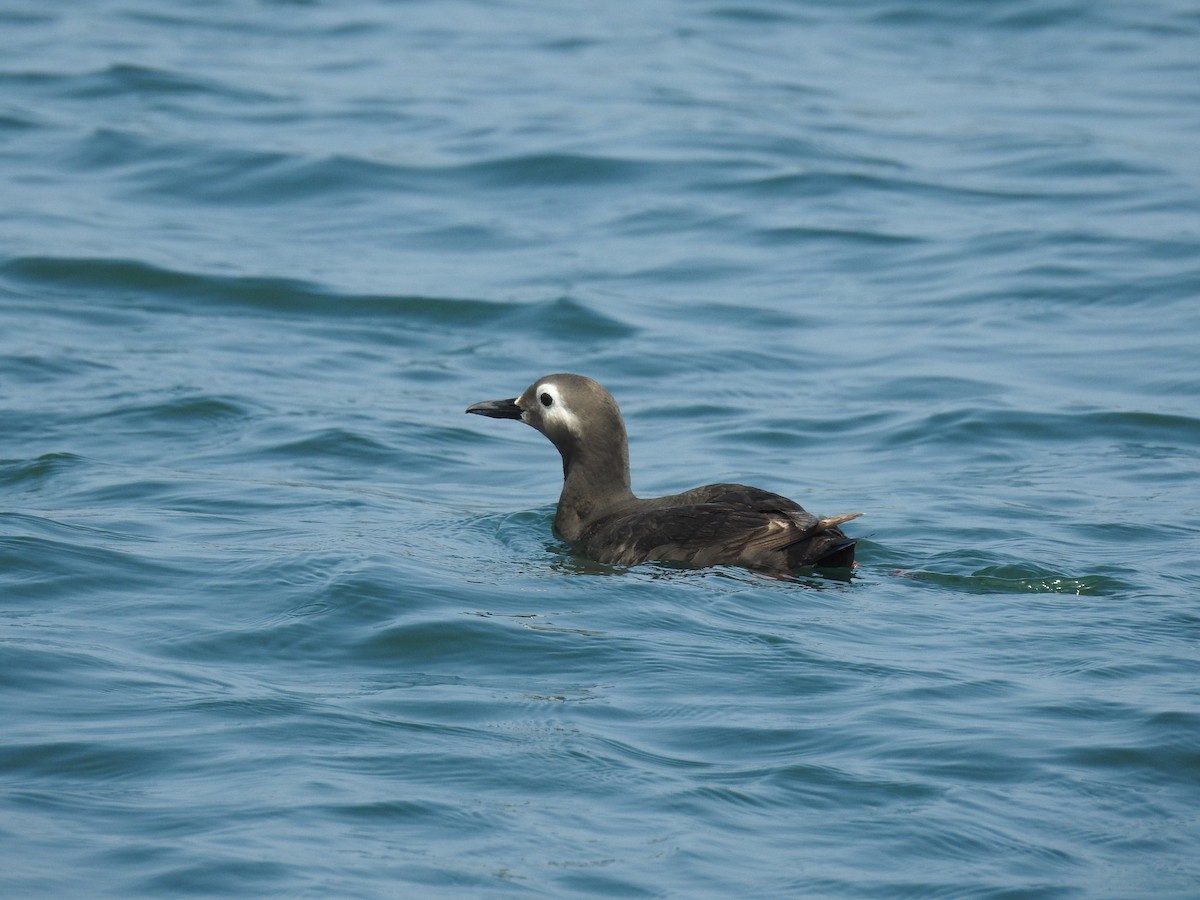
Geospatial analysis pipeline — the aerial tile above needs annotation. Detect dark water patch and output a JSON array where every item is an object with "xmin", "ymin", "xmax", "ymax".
[
  {"xmin": 125, "ymin": 3, "xmax": 383, "ymax": 40},
  {"xmin": 750, "ymin": 224, "xmax": 922, "ymax": 248},
  {"xmin": 900, "ymin": 559, "xmax": 1130, "ymax": 596},
  {"xmin": 1, "ymin": 498, "xmax": 182, "ymax": 546},
  {"xmin": 1083, "ymin": 409, "xmax": 1200, "ymax": 444},
  {"xmin": 1, "ymin": 255, "xmax": 517, "ymax": 324},
  {"xmin": 389, "ymin": 424, "xmax": 522, "ymax": 489},
  {"xmin": 406, "ymin": 222, "xmax": 529, "ymax": 252},
  {"xmin": 120, "ymin": 146, "xmax": 709, "ymax": 207},
  {"xmin": 84, "ymin": 395, "xmax": 255, "ymax": 431},
  {"xmin": 459, "ymin": 152, "xmax": 662, "ymax": 188},
  {"xmin": 878, "ymin": 374, "xmax": 1005, "ymax": 406},
  {"xmin": 51, "ymin": 64, "xmax": 273, "ymax": 104},
  {"xmin": 79, "ymin": 63, "xmax": 270, "ymax": 103},
  {"xmin": 0, "ymin": 258, "xmax": 629, "ymax": 357},
  {"xmin": 663, "ymin": 300, "xmax": 806, "ymax": 331},
  {"xmin": 601, "ymin": 198, "xmax": 729, "ymax": 245},
  {"xmin": 133, "ymin": 860, "xmax": 296, "ymax": 898},
  {"xmin": 958, "ymin": 227, "xmax": 1200, "ymax": 276},
  {"xmin": 320, "ymin": 796, "xmax": 477, "ymax": 829},
  {"xmin": 0, "ymin": 352, "xmax": 111, "ymax": 384},
  {"xmin": 640, "ymin": 400, "xmax": 740, "ymax": 423},
  {"xmin": 158, "ymin": 616, "xmax": 363, "ymax": 669},
  {"xmin": 0, "ymin": 111, "xmax": 39, "ymax": 131},
  {"xmin": 868, "ymin": 0, "xmax": 1101, "ymax": 31},
  {"xmin": 148, "ymin": 557, "xmax": 500, "ymax": 669},
  {"xmin": 505, "ymin": 294, "xmax": 638, "ymax": 342},
  {"xmin": 65, "ymin": 127, "xmax": 208, "ymax": 174},
  {"xmin": 717, "ymin": 168, "xmax": 1051, "ymax": 205},
  {"xmin": 987, "ymin": 148, "xmax": 1164, "ymax": 183},
  {"xmin": 259, "ymin": 427, "xmax": 395, "ymax": 468},
  {"xmin": 885, "ymin": 406, "xmax": 1200, "ymax": 452},
  {"xmin": 0, "ymin": 530, "xmax": 181, "ymax": 601},
  {"xmin": 134, "ymin": 149, "xmax": 422, "ymax": 206},
  {"xmin": 52, "ymin": 474, "xmax": 299, "ymax": 525},
  {"xmin": 0, "ymin": 740, "xmax": 181, "ymax": 783},
  {"xmin": 706, "ymin": 4, "xmax": 815, "ymax": 26},
  {"xmin": 0, "ymin": 452, "xmax": 88, "ymax": 492},
  {"xmin": 1062, "ymin": 737, "xmax": 1200, "ymax": 788},
  {"xmin": 0, "ymin": 8, "xmax": 52, "ymax": 26},
  {"xmin": 356, "ymin": 612, "xmax": 605, "ymax": 675},
  {"xmin": 0, "ymin": 641, "xmax": 125, "ymax": 693},
  {"xmin": 963, "ymin": 268, "xmax": 1200, "ymax": 311},
  {"xmin": 0, "ymin": 507, "xmax": 148, "ymax": 544},
  {"xmin": 714, "ymin": 169, "xmax": 887, "ymax": 200},
  {"xmin": 756, "ymin": 760, "xmax": 942, "ymax": 812},
  {"xmin": 619, "ymin": 256, "xmax": 756, "ymax": 285}
]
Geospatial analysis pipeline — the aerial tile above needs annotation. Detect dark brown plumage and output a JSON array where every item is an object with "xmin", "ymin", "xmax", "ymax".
[{"xmin": 466, "ymin": 373, "xmax": 860, "ymax": 572}]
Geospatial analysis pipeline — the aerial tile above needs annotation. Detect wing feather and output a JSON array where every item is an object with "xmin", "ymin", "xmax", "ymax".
[{"xmin": 576, "ymin": 483, "xmax": 861, "ymax": 570}]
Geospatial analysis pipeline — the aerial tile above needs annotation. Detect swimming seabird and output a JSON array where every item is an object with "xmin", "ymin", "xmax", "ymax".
[{"xmin": 466, "ymin": 374, "xmax": 861, "ymax": 571}]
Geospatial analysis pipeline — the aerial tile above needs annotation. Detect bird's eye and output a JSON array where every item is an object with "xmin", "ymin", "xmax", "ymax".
[{"xmin": 540, "ymin": 392, "xmax": 553, "ymax": 407}]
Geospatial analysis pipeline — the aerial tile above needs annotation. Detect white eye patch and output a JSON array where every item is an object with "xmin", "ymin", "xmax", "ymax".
[{"xmin": 534, "ymin": 382, "xmax": 581, "ymax": 434}]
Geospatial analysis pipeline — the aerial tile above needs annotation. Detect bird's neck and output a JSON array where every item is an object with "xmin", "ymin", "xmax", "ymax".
[{"xmin": 553, "ymin": 432, "xmax": 634, "ymax": 542}]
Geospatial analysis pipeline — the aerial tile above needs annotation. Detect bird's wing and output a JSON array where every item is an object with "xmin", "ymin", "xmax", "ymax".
[{"xmin": 579, "ymin": 485, "xmax": 858, "ymax": 568}]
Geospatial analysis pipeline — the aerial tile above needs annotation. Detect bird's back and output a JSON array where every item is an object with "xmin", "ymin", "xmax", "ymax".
[{"xmin": 575, "ymin": 483, "xmax": 860, "ymax": 571}]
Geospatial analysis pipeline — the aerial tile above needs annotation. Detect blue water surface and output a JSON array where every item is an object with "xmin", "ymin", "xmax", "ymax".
[{"xmin": 2, "ymin": 0, "xmax": 1199, "ymax": 896}]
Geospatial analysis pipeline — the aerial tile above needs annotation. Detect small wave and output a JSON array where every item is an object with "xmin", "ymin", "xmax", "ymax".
[
  {"xmin": 63, "ymin": 130, "xmax": 674, "ymax": 206},
  {"xmin": 260, "ymin": 427, "xmax": 395, "ymax": 466},
  {"xmin": 0, "ymin": 255, "xmax": 517, "ymax": 323},
  {"xmin": 720, "ymin": 169, "xmax": 1036, "ymax": 205},
  {"xmin": 883, "ymin": 406, "xmax": 1200, "ymax": 451},
  {"xmin": 1, "ymin": 62, "xmax": 276, "ymax": 105},
  {"xmin": 86, "ymin": 395, "xmax": 255, "ymax": 429},
  {"xmin": 750, "ymin": 224, "xmax": 923, "ymax": 248},
  {"xmin": 505, "ymin": 295, "xmax": 638, "ymax": 342},
  {"xmin": 0, "ymin": 739, "xmax": 177, "ymax": 782},
  {"xmin": 457, "ymin": 152, "xmax": 664, "ymax": 188},
  {"xmin": 134, "ymin": 149, "xmax": 419, "ymax": 206},
  {"xmin": 0, "ymin": 352, "xmax": 111, "ymax": 384},
  {"xmin": 0, "ymin": 522, "xmax": 181, "ymax": 597},
  {"xmin": 0, "ymin": 111, "xmax": 38, "ymax": 132},
  {"xmin": 0, "ymin": 452, "xmax": 87, "ymax": 491},
  {"xmin": 898, "ymin": 560, "xmax": 1129, "ymax": 596}
]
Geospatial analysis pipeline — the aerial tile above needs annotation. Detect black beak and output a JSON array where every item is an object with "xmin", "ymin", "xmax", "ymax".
[{"xmin": 465, "ymin": 397, "xmax": 523, "ymax": 420}]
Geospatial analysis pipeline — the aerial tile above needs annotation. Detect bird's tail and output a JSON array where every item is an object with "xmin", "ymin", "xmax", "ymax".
[{"xmin": 818, "ymin": 512, "xmax": 862, "ymax": 530}]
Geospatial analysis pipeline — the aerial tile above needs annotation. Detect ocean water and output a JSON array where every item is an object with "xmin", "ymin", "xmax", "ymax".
[{"xmin": 2, "ymin": 0, "xmax": 1199, "ymax": 896}]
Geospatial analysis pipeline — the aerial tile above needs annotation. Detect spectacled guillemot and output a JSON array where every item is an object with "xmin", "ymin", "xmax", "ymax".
[{"xmin": 466, "ymin": 374, "xmax": 861, "ymax": 571}]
